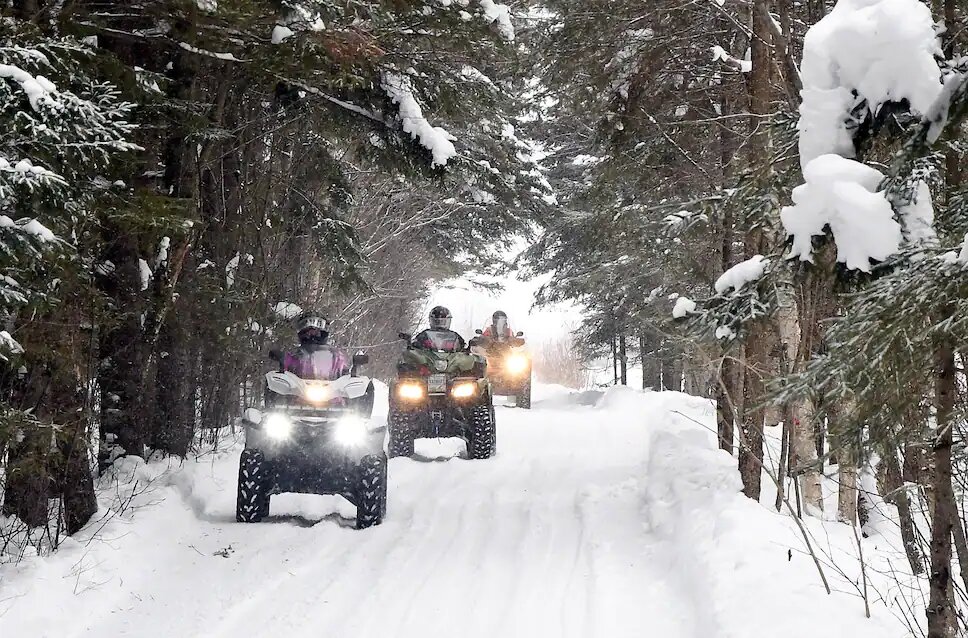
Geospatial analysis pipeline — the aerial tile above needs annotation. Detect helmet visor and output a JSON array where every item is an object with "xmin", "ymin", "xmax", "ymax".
[
  {"xmin": 297, "ymin": 316, "xmax": 328, "ymax": 331},
  {"xmin": 429, "ymin": 316, "xmax": 452, "ymax": 330},
  {"xmin": 299, "ymin": 326, "xmax": 327, "ymax": 343}
]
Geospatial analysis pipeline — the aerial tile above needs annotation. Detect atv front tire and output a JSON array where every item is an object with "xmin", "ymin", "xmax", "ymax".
[
  {"xmin": 356, "ymin": 454, "xmax": 388, "ymax": 529},
  {"xmin": 237, "ymin": 449, "xmax": 270, "ymax": 523},
  {"xmin": 516, "ymin": 380, "xmax": 532, "ymax": 409},
  {"xmin": 467, "ymin": 401, "xmax": 496, "ymax": 460},
  {"xmin": 388, "ymin": 409, "xmax": 417, "ymax": 458}
]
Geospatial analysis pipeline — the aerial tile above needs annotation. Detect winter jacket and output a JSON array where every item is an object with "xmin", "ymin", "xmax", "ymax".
[{"xmin": 411, "ymin": 328, "xmax": 466, "ymax": 352}]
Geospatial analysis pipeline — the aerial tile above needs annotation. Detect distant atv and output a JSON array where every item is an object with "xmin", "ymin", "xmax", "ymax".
[
  {"xmin": 473, "ymin": 330, "xmax": 532, "ymax": 409},
  {"xmin": 236, "ymin": 351, "xmax": 387, "ymax": 529},
  {"xmin": 388, "ymin": 333, "xmax": 496, "ymax": 460}
]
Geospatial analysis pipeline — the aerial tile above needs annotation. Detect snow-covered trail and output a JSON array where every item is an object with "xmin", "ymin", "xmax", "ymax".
[
  {"xmin": 1, "ymin": 385, "xmax": 908, "ymax": 638},
  {"xmin": 82, "ymin": 387, "xmax": 697, "ymax": 638}
]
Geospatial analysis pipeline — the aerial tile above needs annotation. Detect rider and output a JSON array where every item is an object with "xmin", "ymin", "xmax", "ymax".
[
  {"xmin": 482, "ymin": 310, "xmax": 513, "ymax": 341},
  {"xmin": 411, "ymin": 306, "xmax": 466, "ymax": 352},
  {"xmin": 282, "ymin": 311, "xmax": 351, "ymax": 380}
]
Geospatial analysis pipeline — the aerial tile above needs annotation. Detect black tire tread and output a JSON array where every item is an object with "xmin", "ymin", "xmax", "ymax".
[
  {"xmin": 356, "ymin": 454, "xmax": 388, "ymax": 529},
  {"xmin": 236, "ymin": 449, "xmax": 270, "ymax": 523},
  {"xmin": 517, "ymin": 379, "xmax": 532, "ymax": 409},
  {"xmin": 467, "ymin": 401, "xmax": 496, "ymax": 460},
  {"xmin": 388, "ymin": 409, "xmax": 417, "ymax": 458}
]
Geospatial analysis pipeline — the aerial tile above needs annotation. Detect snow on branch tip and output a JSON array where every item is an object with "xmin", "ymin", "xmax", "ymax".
[{"xmin": 382, "ymin": 72, "xmax": 457, "ymax": 168}]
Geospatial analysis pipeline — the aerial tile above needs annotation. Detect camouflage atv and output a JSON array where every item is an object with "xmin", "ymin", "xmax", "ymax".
[{"xmin": 387, "ymin": 334, "xmax": 496, "ymax": 460}]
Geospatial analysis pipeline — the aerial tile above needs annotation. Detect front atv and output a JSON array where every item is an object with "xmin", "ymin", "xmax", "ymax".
[
  {"xmin": 236, "ymin": 364, "xmax": 387, "ymax": 529},
  {"xmin": 387, "ymin": 344, "xmax": 497, "ymax": 460}
]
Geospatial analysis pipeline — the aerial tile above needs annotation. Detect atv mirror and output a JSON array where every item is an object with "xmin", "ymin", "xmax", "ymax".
[
  {"xmin": 515, "ymin": 331, "xmax": 524, "ymax": 337},
  {"xmin": 397, "ymin": 332, "xmax": 411, "ymax": 341},
  {"xmin": 475, "ymin": 328, "xmax": 483, "ymax": 335},
  {"xmin": 353, "ymin": 353, "xmax": 370, "ymax": 366}
]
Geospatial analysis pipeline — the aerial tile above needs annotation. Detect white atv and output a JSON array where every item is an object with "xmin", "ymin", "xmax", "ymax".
[{"xmin": 236, "ymin": 353, "xmax": 386, "ymax": 529}]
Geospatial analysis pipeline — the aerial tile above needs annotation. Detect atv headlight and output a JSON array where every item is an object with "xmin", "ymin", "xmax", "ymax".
[
  {"xmin": 398, "ymin": 382, "xmax": 425, "ymax": 401},
  {"xmin": 303, "ymin": 382, "xmax": 330, "ymax": 404},
  {"xmin": 264, "ymin": 413, "xmax": 293, "ymax": 440},
  {"xmin": 335, "ymin": 415, "xmax": 367, "ymax": 447},
  {"xmin": 506, "ymin": 353, "xmax": 529, "ymax": 375},
  {"xmin": 451, "ymin": 382, "xmax": 477, "ymax": 399}
]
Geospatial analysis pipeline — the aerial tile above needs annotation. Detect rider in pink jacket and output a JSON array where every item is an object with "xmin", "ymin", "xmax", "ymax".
[{"xmin": 282, "ymin": 312, "xmax": 350, "ymax": 380}]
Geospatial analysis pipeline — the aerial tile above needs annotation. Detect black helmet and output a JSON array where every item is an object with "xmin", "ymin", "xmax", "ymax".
[
  {"xmin": 429, "ymin": 306, "xmax": 452, "ymax": 330},
  {"xmin": 492, "ymin": 310, "xmax": 507, "ymax": 322},
  {"xmin": 296, "ymin": 311, "xmax": 329, "ymax": 346}
]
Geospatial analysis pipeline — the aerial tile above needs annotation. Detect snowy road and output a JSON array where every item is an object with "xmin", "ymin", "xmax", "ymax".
[{"xmin": 2, "ymin": 385, "xmax": 908, "ymax": 638}]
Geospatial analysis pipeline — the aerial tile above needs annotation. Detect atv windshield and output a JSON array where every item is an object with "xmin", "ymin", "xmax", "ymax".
[
  {"xmin": 413, "ymin": 329, "xmax": 463, "ymax": 352},
  {"xmin": 284, "ymin": 348, "xmax": 347, "ymax": 380}
]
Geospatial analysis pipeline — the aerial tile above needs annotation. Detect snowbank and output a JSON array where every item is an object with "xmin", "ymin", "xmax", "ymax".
[{"xmin": 638, "ymin": 391, "xmax": 910, "ymax": 637}]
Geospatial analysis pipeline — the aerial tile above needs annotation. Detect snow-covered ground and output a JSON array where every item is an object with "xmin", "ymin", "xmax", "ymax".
[{"xmin": 1, "ymin": 384, "xmax": 910, "ymax": 637}]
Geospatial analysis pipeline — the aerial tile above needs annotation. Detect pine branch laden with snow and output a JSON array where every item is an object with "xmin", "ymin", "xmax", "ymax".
[
  {"xmin": 797, "ymin": 0, "xmax": 942, "ymax": 168},
  {"xmin": 714, "ymin": 255, "xmax": 769, "ymax": 295},
  {"xmin": 479, "ymin": 0, "xmax": 515, "ymax": 42},
  {"xmin": 671, "ymin": 295, "xmax": 696, "ymax": 318},
  {"xmin": 381, "ymin": 72, "xmax": 458, "ymax": 168},
  {"xmin": 780, "ymin": 154, "xmax": 902, "ymax": 271},
  {"xmin": 0, "ymin": 36, "xmax": 135, "ymax": 312}
]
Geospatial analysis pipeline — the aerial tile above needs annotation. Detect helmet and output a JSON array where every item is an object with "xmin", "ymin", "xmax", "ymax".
[
  {"xmin": 429, "ymin": 306, "xmax": 452, "ymax": 330},
  {"xmin": 296, "ymin": 311, "xmax": 329, "ymax": 346}
]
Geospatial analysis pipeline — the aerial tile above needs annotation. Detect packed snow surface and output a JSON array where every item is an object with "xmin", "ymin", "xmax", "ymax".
[
  {"xmin": 781, "ymin": 154, "xmax": 902, "ymax": 271},
  {"xmin": 797, "ymin": 0, "xmax": 942, "ymax": 166},
  {"xmin": 1, "ymin": 385, "xmax": 907, "ymax": 637},
  {"xmin": 714, "ymin": 255, "xmax": 768, "ymax": 294}
]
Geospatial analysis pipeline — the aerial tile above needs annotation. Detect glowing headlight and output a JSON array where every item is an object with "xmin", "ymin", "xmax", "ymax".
[
  {"xmin": 451, "ymin": 382, "xmax": 477, "ymax": 399},
  {"xmin": 304, "ymin": 382, "xmax": 330, "ymax": 404},
  {"xmin": 398, "ymin": 382, "xmax": 425, "ymax": 401},
  {"xmin": 264, "ymin": 413, "xmax": 293, "ymax": 440},
  {"xmin": 506, "ymin": 354, "xmax": 529, "ymax": 375},
  {"xmin": 335, "ymin": 415, "xmax": 367, "ymax": 447}
]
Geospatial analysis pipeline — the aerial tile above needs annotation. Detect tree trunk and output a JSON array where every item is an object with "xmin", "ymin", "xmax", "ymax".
[
  {"xmin": 790, "ymin": 398, "xmax": 824, "ymax": 516},
  {"xmin": 736, "ymin": 0, "xmax": 773, "ymax": 502},
  {"xmin": 877, "ymin": 450, "xmax": 924, "ymax": 575},
  {"xmin": 716, "ymin": 356, "xmax": 736, "ymax": 453},
  {"xmin": 640, "ymin": 332, "xmax": 661, "ymax": 390},
  {"xmin": 618, "ymin": 333, "xmax": 628, "ymax": 386},
  {"xmin": 58, "ymin": 420, "xmax": 97, "ymax": 535},
  {"xmin": 611, "ymin": 335, "xmax": 618, "ymax": 385},
  {"xmin": 739, "ymin": 334, "xmax": 766, "ymax": 500},
  {"xmin": 837, "ymin": 457, "xmax": 858, "ymax": 525},
  {"xmin": 927, "ymin": 342, "xmax": 957, "ymax": 638},
  {"xmin": 2, "ymin": 426, "xmax": 50, "ymax": 527},
  {"xmin": 775, "ymin": 404, "xmax": 791, "ymax": 511}
]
